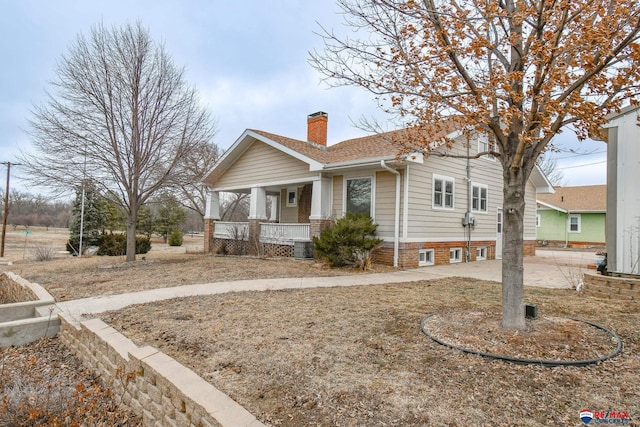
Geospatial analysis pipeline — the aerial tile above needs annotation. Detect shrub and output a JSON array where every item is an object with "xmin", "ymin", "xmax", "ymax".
[
  {"xmin": 33, "ymin": 244, "xmax": 56, "ymax": 261},
  {"xmin": 97, "ymin": 233, "xmax": 151, "ymax": 256},
  {"xmin": 168, "ymin": 228, "xmax": 183, "ymax": 246},
  {"xmin": 312, "ymin": 213, "xmax": 382, "ymax": 269}
]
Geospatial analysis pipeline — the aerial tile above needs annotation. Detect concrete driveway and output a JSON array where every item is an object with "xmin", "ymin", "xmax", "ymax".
[{"xmin": 415, "ymin": 248, "xmax": 596, "ymax": 289}]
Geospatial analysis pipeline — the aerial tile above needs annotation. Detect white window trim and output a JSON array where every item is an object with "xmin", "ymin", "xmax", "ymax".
[
  {"xmin": 536, "ymin": 214, "xmax": 541, "ymax": 228},
  {"xmin": 419, "ymin": 249, "xmax": 434, "ymax": 266},
  {"xmin": 476, "ymin": 246, "xmax": 487, "ymax": 261},
  {"xmin": 568, "ymin": 213, "xmax": 581, "ymax": 233},
  {"xmin": 343, "ymin": 175, "xmax": 375, "ymax": 218},
  {"xmin": 286, "ymin": 187, "xmax": 297, "ymax": 207},
  {"xmin": 450, "ymin": 247, "xmax": 462, "ymax": 263},
  {"xmin": 477, "ymin": 134, "xmax": 496, "ymax": 161},
  {"xmin": 471, "ymin": 182, "xmax": 489, "ymax": 213},
  {"xmin": 432, "ymin": 174, "xmax": 455, "ymax": 210}
]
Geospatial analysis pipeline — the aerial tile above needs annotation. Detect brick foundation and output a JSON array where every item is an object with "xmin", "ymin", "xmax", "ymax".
[
  {"xmin": 248, "ymin": 219, "xmax": 262, "ymax": 255},
  {"xmin": 372, "ymin": 240, "xmax": 535, "ymax": 268},
  {"xmin": 374, "ymin": 240, "xmax": 498, "ymax": 268},
  {"xmin": 203, "ymin": 219, "xmax": 215, "ymax": 253},
  {"xmin": 310, "ymin": 219, "xmax": 332, "ymax": 239}
]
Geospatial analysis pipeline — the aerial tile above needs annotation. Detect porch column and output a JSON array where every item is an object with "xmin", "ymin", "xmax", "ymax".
[
  {"xmin": 309, "ymin": 177, "xmax": 332, "ymax": 238},
  {"xmin": 203, "ymin": 190, "xmax": 220, "ymax": 253},
  {"xmin": 268, "ymin": 195, "xmax": 278, "ymax": 222},
  {"xmin": 248, "ymin": 186, "xmax": 267, "ymax": 254}
]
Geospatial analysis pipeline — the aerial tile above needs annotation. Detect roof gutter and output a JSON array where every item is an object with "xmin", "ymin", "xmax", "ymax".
[
  {"xmin": 313, "ymin": 156, "xmax": 398, "ymax": 171},
  {"xmin": 380, "ymin": 160, "xmax": 400, "ymax": 268}
]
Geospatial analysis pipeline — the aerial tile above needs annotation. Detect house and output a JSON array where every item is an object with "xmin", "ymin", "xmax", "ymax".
[
  {"xmin": 201, "ymin": 112, "xmax": 553, "ymax": 268},
  {"xmin": 536, "ymin": 185, "xmax": 606, "ymax": 248},
  {"xmin": 600, "ymin": 105, "xmax": 640, "ymax": 275}
]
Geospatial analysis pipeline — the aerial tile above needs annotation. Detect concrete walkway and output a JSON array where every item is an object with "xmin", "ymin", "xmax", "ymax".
[{"xmin": 55, "ymin": 249, "xmax": 594, "ymax": 319}]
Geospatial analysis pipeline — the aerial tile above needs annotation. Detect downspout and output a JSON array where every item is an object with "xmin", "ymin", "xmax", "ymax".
[
  {"xmin": 565, "ymin": 210, "xmax": 570, "ymax": 248},
  {"xmin": 381, "ymin": 160, "xmax": 400, "ymax": 267},
  {"xmin": 466, "ymin": 141, "xmax": 472, "ymax": 262}
]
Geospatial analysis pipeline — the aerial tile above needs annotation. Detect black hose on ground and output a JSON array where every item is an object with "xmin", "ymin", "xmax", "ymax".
[{"xmin": 420, "ymin": 313, "xmax": 623, "ymax": 368}]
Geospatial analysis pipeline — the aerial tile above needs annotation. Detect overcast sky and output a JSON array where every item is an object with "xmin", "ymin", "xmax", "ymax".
[{"xmin": 0, "ymin": 0, "xmax": 607, "ymax": 192}]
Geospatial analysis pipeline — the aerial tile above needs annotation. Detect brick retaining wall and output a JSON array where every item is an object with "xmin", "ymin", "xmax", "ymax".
[
  {"xmin": 58, "ymin": 313, "xmax": 264, "ymax": 427},
  {"xmin": 584, "ymin": 272, "xmax": 640, "ymax": 300},
  {"xmin": 0, "ymin": 272, "xmax": 38, "ymax": 303}
]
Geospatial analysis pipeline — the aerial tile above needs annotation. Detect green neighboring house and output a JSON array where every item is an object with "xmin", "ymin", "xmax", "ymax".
[{"xmin": 536, "ymin": 185, "xmax": 606, "ymax": 248}]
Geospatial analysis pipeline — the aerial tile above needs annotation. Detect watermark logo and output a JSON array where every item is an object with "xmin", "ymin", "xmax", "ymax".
[
  {"xmin": 581, "ymin": 409, "xmax": 594, "ymax": 425},
  {"xmin": 580, "ymin": 409, "xmax": 630, "ymax": 425}
]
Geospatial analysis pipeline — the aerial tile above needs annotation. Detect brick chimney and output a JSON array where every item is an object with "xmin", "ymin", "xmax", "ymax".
[{"xmin": 307, "ymin": 111, "xmax": 328, "ymax": 146}]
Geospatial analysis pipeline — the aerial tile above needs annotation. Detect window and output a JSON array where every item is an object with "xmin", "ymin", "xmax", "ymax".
[
  {"xmin": 433, "ymin": 175, "xmax": 455, "ymax": 209},
  {"xmin": 478, "ymin": 134, "xmax": 496, "ymax": 160},
  {"xmin": 450, "ymin": 248, "xmax": 462, "ymax": 263},
  {"xmin": 419, "ymin": 249, "xmax": 434, "ymax": 266},
  {"xmin": 346, "ymin": 177, "xmax": 372, "ymax": 216},
  {"xmin": 286, "ymin": 188, "xmax": 297, "ymax": 207},
  {"xmin": 536, "ymin": 214, "xmax": 541, "ymax": 227},
  {"xmin": 476, "ymin": 247, "xmax": 487, "ymax": 260},
  {"xmin": 569, "ymin": 214, "xmax": 581, "ymax": 233},
  {"xmin": 471, "ymin": 183, "xmax": 488, "ymax": 213}
]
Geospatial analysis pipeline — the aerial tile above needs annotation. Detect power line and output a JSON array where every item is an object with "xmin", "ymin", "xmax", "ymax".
[
  {"xmin": 553, "ymin": 150, "xmax": 607, "ymax": 160},
  {"xmin": 557, "ymin": 160, "xmax": 607, "ymax": 170}
]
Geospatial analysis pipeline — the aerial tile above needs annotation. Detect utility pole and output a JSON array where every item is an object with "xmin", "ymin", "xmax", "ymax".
[{"xmin": 1, "ymin": 161, "xmax": 21, "ymax": 258}]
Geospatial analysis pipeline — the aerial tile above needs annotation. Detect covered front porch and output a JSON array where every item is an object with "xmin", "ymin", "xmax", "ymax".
[{"xmin": 203, "ymin": 177, "xmax": 333, "ymax": 257}]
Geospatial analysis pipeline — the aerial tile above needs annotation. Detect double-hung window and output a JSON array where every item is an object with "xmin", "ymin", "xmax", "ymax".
[
  {"xmin": 433, "ymin": 175, "xmax": 455, "ymax": 209},
  {"xmin": 478, "ymin": 134, "xmax": 496, "ymax": 160},
  {"xmin": 471, "ymin": 183, "xmax": 488, "ymax": 213},
  {"xmin": 346, "ymin": 177, "xmax": 372, "ymax": 216},
  {"xmin": 569, "ymin": 214, "xmax": 581, "ymax": 233}
]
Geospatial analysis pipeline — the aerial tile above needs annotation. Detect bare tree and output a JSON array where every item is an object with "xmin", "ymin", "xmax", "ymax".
[
  {"xmin": 221, "ymin": 193, "xmax": 250, "ymax": 221},
  {"xmin": 23, "ymin": 22, "xmax": 216, "ymax": 261},
  {"xmin": 536, "ymin": 154, "xmax": 565, "ymax": 187},
  {"xmin": 171, "ymin": 140, "xmax": 220, "ymax": 219},
  {"xmin": 311, "ymin": 0, "xmax": 640, "ymax": 329}
]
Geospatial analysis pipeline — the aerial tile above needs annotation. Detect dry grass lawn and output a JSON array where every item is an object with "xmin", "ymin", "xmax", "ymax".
[
  {"xmin": 3, "ymin": 228, "xmax": 638, "ymax": 425},
  {"xmin": 1, "ymin": 227, "xmax": 392, "ymax": 301},
  {"xmin": 102, "ymin": 279, "xmax": 640, "ymax": 427}
]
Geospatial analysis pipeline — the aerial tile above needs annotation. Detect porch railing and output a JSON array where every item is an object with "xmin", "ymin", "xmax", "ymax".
[
  {"xmin": 213, "ymin": 222, "xmax": 249, "ymax": 241},
  {"xmin": 259, "ymin": 223, "xmax": 310, "ymax": 245}
]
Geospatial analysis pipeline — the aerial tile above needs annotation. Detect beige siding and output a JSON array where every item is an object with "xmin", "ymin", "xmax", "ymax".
[
  {"xmin": 406, "ymin": 137, "xmax": 504, "ymax": 240},
  {"xmin": 524, "ymin": 179, "xmax": 537, "ymax": 239},
  {"xmin": 375, "ymin": 170, "xmax": 405, "ymax": 238},
  {"xmin": 214, "ymin": 140, "xmax": 313, "ymax": 188},
  {"xmin": 279, "ymin": 188, "xmax": 299, "ymax": 223},
  {"xmin": 332, "ymin": 175, "xmax": 343, "ymax": 218}
]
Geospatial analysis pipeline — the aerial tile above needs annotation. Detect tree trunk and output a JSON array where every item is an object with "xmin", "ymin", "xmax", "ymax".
[
  {"xmin": 501, "ymin": 171, "xmax": 527, "ymax": 331},
  {"xmin": 126, "ymin": 203, "xmax": 138, "ymax": 262}
]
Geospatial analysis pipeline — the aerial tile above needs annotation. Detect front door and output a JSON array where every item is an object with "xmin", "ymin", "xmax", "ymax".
[{"xmin": 496, "ymin": 208, "xmax": 503, "ymax": 259}]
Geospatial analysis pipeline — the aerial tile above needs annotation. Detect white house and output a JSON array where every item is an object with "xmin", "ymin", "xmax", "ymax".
[{"xmin": 601, "ymin": 105, "xmax": 640, "ymax": 275}]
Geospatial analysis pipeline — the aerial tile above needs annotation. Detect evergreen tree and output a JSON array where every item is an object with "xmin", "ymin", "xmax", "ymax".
[
  {"xmin": 154, "ymin": 193, "xmax": 186, "ymax": 243},
  {"xmin": 136, "ymin": 205, "xmax": 155, "ymax": 238},
  {"xmin": 67, "ymin": 181, "xmax": 107, "ymax": 254}
]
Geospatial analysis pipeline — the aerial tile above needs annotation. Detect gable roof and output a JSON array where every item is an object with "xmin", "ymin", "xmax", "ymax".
[
  {"xmin": 204, "ymin": 116, "xmax": 551, "ymax": 193},
  {"xmin": 251, "ymin": 117, "xmax": 465, "ymax": 165},
  {"xmin": 537, "ymin": 185, "xmax": 607, "ymax": 213}
]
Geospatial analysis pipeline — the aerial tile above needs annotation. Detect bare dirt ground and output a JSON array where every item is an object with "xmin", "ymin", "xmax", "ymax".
[{"xmin": 101, "ymin": 279, "xmax": 640, "ymax": 427}]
